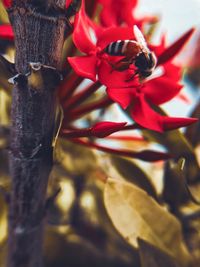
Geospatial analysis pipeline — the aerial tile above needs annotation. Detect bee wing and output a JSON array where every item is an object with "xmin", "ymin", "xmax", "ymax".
[{"xmin": 133, "ymin": 25, "xmax": 149, "ymax": 52}]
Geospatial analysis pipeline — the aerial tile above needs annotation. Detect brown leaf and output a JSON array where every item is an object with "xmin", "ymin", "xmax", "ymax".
[
  {"xmin": 111, "ymin": 156, "xmax": 157, "ymax": 200},
  {"xmin": 138, "ymin": 238, "xmax": 180, "ymax": 267},
  {"xmin": 163, "ymin": 158, "xmax": 200, "ymax": 211},
  {"xmin": 104, "ymin": 178, "xmax": 191, "ymax": 266}
]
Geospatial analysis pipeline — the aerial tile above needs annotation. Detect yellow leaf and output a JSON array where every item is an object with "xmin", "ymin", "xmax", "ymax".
[
  {"xmin": 0, "ymin": 2, "xmax": 9, "ymax": 24},
  {"xmin": 0, "ymin": 89, "xmax": 11, "ymax": 126},
  {"xmin": 0, "ymin": 196, "xmax": 7, "ymax": 245},
  {"xmin": 104, "ymin": 178, "xmax": 191, "ymax": 266}
]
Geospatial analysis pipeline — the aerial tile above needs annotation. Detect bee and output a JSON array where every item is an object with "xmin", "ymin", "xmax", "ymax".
[{"xmin": 104, "ymin": 25, "xmax": 157, "ymax": 80}]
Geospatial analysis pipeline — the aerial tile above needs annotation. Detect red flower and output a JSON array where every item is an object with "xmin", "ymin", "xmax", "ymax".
[
  {"xmin": 68, "ymin": 1, "xmax": 138, "ymax": 81},
  {"xmin": 0, "ymin": 25, "xmax": 14, "ymax": 40},
  {"xmin": 97, "ymin": 27, "xmax": 195, "ymax": 132},
  {"xmin": 98, "ymin": 58, "xmax": 197, "ymax": 132},
  {"xmin": 68, "ymin": 2, "xmax": 196, "ymax": 132},
  {"xmin": 2, "ymin": 0, "xmax": 12, "ymax": 8},
  {"xmin": 68, "ymin": 1, "xmax": 194, "ymax": 83}
]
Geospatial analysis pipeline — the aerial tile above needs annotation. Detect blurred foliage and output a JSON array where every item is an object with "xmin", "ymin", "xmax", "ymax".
[
  {"xmin": 185, "ymin": 102, "xmax": 200, "ymax": 147},
  {"xmin": 138, "ymin": 238, "xmax": 181, "ymax": 267},
  {"xmin": 110, "ymin": 156, "xmax": 158, "ymax": 199}
]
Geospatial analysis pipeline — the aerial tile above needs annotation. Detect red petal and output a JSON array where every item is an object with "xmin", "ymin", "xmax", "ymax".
[
  {"xmin": 106, "ymin": 87, "xmax": 133, "ymax": 109},
  {"xmin": 131, "ymin": 93, "xmax": 163, "ymax": 132},
  {"xmin": 99, "ymin": 7, "xmax": 118, "ymax": 27},
  {"xmin": 97, "ymin": 27, "xmax": 134, "ymax": 50},
  {"xmin": 163, "ymin": 63, "xmax": 182, "ymax": 82},
  {"xmin": 2, "ymin": 0, "xmax": 12, "ymax": 8},
  {"xmin": 86, "ymin": 16, "xmax": 104, "ymax": 39},
  {"xmin": 91, "ymin": 121, "xmax": 127, "ymax": 137},
  {"xmin": 68, "ymin": 56, "xmax": 97, "ymax": 81},
  {"xmin": 98, "ymin": 60, "xmax": 139, "ymax": 88},
  {"xmin": 131, "ymin": 93, "xmax": 197, "ymax": 132},
  {"xmin": 73, "ymin": 1, "xmax": 96, "ymax": 54},
  {"xmin": 66, "ymin": 0, "xmax": 72, "ymax": 8},
  {"xmin": 162, "ymin": 117, "xmax": 198, "ymax": 131},
  {"xmin": 144, "ymin": 76, "xmax": 183, "ymax": 105},
  {"xmin": 0, "ymin": 25, "xmax": 14, "ymax": 40},
  {"xmin": 157, "ymin": 28, "xmax": 195, "ymax": 65}
]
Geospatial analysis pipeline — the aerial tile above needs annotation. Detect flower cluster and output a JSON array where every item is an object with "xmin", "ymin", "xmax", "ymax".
[
  {"xmin": 68, "ymin": 0, "xmax": 196, "ymax": 132},
  {"xmin": 0, "ymin": 0, "xmax": 197, "ymax": 162}
]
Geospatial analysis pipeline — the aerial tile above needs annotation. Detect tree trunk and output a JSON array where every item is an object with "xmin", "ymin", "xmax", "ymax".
[{"xmin": 7, "ymin": 1, "xmax": 68, "ymax": 266}]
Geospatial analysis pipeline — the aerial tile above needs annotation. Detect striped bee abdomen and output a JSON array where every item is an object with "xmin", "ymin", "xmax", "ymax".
[
  {"xmin": 105, "ymin": 40, "xmax": 139, "ymax": 56},
  {"xmin": 105, "ymin": 40, "xmax": 126, "ymax": 56}
]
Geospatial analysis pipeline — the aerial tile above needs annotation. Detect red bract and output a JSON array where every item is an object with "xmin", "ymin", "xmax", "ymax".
[
  {"xmin": 2, "ymin": 0, "xmax": 12, "ymax": 8},
  {"xmin": 156, "ymin": 28, "xmax": 195, "ymax": 65},
  {"xmin": 0, "ymin": 25, "xmax": 14, "ymax": 40}
]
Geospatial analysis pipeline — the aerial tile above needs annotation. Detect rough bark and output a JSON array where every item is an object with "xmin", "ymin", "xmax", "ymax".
[{"xmin": 7, "ymin": 1, "xmax": 68, "ymax": 266}]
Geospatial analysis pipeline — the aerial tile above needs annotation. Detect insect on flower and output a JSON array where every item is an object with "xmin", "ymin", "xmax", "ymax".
[{"xmin": 104, "ymin": 25, "xmax": 157, "ymax": 80}]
